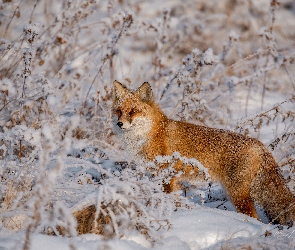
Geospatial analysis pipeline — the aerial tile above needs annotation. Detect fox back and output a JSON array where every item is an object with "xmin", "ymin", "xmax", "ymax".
[{"xmin": 112, "ymin": 80, "xmax": 295, "ymax": 225}]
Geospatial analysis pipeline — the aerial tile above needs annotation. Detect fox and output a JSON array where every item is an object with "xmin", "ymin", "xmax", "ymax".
[{"xmin": 112, "ymin": 80, "xmax": 295, "ymax": 225}]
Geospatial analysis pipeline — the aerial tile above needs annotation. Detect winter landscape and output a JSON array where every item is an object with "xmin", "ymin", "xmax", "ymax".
[{"xmin": 1, "ymin": 0, "xmax": 295, "ymax": 249}]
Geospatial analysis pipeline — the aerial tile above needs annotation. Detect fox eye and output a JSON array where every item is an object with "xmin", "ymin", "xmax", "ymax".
[
  {"xmin": 129, "ymin": 109, "xmax": 137, "ymax": 116},
  {"xmin": 116, "ymin": 109, "xmax": 122, "ymax": 117}
]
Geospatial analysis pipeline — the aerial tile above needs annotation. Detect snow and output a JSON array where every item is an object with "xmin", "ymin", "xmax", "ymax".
[
  {"xmin": 160, "ymin": 208, "xmax": 263, "ymax": 249},
  {"xmin": 3, "ymin": 204, "xmax": 294, "ymax": 250},
  {"xmin": 200, "ymin": 49, "xmax": 220, "ymax": 66},
  {"xmin": 1, "ymin": 0, "xmax": 295, "ymax": 249},
  {"xmin": 0, "ymin": 207, "xmax": 274, "ymax": 250},
  {"xmin": 0, "ymin": 78, "xmax": 16, "ymax": 96}
]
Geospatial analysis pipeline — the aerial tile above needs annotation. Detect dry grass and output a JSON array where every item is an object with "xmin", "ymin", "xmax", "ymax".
[
  {"xmin": 1, "ymin": 177, "xmax": 33, "ymax": 231},
  {"xmin": 73, "ymin": 201, "xmax": 173, "ymax": 240},
  {"xmin": 73, "ymin": 203, "xmax": 135, "ymax": 238},
  {"xmin": 0, "ymin": 0, "xmax": 294, "ymax": 248}
]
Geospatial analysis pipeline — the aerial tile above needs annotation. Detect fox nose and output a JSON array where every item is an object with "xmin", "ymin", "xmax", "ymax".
[{"xmin": 117, "ymin": 121, "xmax": 123, "ymax": 128}]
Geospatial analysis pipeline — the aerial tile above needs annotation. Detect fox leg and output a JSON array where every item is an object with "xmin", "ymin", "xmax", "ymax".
[
  {"xmin": 232, "ymin": 194, "xmax": 259, "ymax": 220},
  {"xmin": 164, "ymin": 161, "xmax": 198, "ymax": 193},
  {"xmin": 163, "ymin": 176, "xmax": 179, "ymax": 193}
]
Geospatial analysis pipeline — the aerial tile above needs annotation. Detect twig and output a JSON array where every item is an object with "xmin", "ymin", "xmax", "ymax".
[
  {"xmin": 4, "ymin": 0, "xmax": 24, "ymax": 37},
  {"xmin": 168, "ymin": 48, "xmax": 271, "ymax": 117},
  {"xmin": 160, "ymin": 69, "xmax": 181, "ymax": 100},
  {"xmin": 84, "ymin": 14, "xmax": 133, "ymax": 103},
  {"xmin": 236, "ymin": 96, "xmax": 295, "ymax": 129}
]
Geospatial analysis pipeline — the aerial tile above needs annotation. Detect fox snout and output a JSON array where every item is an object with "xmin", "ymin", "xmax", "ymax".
[
  {"xmin": 116, "ymin": 117, "xmax": 132, "ymax": 130},
  {"xmin": 117, "ymin": 121, "xmax": 123, "ymax": 128}
]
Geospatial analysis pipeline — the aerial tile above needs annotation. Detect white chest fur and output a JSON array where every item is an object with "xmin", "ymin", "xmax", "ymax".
[{"xmin": 115, "ymin": 116, "xmax": 152, "ymax": 160}]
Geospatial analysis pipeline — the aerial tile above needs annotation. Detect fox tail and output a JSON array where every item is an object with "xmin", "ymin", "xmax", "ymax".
[{"xmin": 250, "ymin": 152, "xmax": 295, "ymax": 225}]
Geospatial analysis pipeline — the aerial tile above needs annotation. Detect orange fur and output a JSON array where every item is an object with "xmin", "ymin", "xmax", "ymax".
[{"xmin": 112, "ymin": 80, "xmax": 295, "ymax": 225}]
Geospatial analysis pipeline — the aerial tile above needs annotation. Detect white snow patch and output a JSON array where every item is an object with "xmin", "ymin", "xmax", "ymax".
[{"xmin": 0, "ymin": 207, "xmax": 273, "ymax": 250}]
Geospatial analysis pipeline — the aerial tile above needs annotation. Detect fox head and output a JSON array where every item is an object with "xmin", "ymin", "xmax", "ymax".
[{"xmin": 112, "ymin": 80, "xmax": 157, "ymax": 134}]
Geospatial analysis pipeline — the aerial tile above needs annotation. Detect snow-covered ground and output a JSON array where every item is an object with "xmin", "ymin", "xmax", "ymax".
[
  {"xmin": 1, "ymin": 0, "xmax": 295, "ymax": 249},
  {"xmin": 1, "ymin": 206, "xmax": 295, "ymax": 250}
]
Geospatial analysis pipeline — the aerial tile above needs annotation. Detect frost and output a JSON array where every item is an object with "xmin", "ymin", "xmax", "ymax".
[
  {"xmin": 192, "ymin": 48, "xmax": 202, "ymax": 57},
  {"xmin": 200, "ymin": 48, "xmax": 220, "ymax": 65},
  {"xmin": 229, "ymin": 30, "xmax": 239, "ymax": 41},
  {"xmin": 23, "ymin": 22, "xmax": 41, "ymax": 37},
  {"xmin": 41, "ymin": 124, "xmax": 52, "ymax": 140},
  {"xmin": 47, "ymin": 95, "xmax": 58, "ymax": 106},
  {"xmin": 1, "ymin": 0, "xmax": 295, "ymax": 249},
  {"xmin": 154, "ymin": 152, "xmax": 210, "ymax": 181},
  {"xmin": 0, "ymin": 78, "xmax": 16, "ymax": 96}
]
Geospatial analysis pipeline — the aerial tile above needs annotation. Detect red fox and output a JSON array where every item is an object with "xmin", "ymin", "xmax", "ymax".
[{"xmin": 112, "ymin": 80, "xmax": 295, "ymax": 225}]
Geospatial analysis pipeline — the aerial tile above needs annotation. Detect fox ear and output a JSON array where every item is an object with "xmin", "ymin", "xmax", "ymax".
[
  {"xmin": 113, "ymin": 80, "xmax": 129, "ymax": 99},
  {"xmin": 135, "ymin": 82, "xmax": 154, "ymax": 103}
]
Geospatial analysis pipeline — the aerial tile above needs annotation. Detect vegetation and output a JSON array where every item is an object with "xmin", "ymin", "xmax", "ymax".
[{"xmin": 0, "ymin": 0, "xmax": 294, "ymax": 248}]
